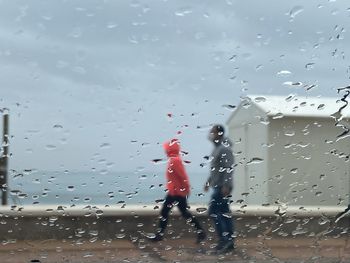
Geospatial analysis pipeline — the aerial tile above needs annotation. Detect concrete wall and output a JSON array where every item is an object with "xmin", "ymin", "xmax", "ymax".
[
  {"xmin": 0, "ymin": 205, "xmax": 349, "ymax": 241},
  {"xmin": 268, "ymin": 117, "xmax": 350, "ymax": 206}
]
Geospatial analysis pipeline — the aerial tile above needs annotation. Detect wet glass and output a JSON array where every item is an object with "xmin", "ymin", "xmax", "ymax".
[{"xmin": 1, "ymin": 0, "xmax": 350, "ymax": 262}]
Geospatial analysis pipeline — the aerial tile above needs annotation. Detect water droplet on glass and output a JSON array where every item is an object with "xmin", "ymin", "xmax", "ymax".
[
  {"xmin": 196, "ymin": 207, "xmax": 207, "ymax": 214},
  {"xmin": 53, "ymin": 124, "xmax": 63, "ymax": 130},
  {"xmin": 317, "ymin": 104, "xmax": 325, "ymax": 110},
  {"xmin": 289, "ymin": 6, "xmax": 304, "ymax": 19},
  {"xmin": 175, "ymin": 7, "xmax": 193, "ymax": 16},
  {"xmin": 106, "ymin": 22, "xmax": 118, "ymax": 29},
  {"xmin": 139, "ymin": 174, "xmax": 147, "ymax": 180},
  {"xmin": 222, "ymin": 104, "xmax": 236, "ymax": 111},
  {"xmin": 290, "ymin": 168, "xmax": 298, "ymax": 174},
  {"xmin": 272, "ymin": 113, "xmax": 284, "ymax": 119},
  {"xmin": 283, "ymin": 81, "xmax": 303, "ymax": 87},
  {"xmin": 100, "ymin": 143, "xmax": 111, "ymax": 149},
  {"xmin": 285, "ymin": 130, "xmax": 295, "ymax": 137},
  {"xmin": 277, "ymin": 70, "xmax": 292, "ymax": 76},
  {"xmin": 254, "ymin": 96, "xmax": 266, "ymax": 103},
  {"xmin": 151, "ymin": 158, "xmax": 165, "ymax": 164},
  {"xmin": 247, "ymin": 157, "xmax": 264, "ymax": 165},
  {"xmin": 305, "ymin": 63, "xmax": 315, "ymax": 70},
  {"xmin": 45, "ymin": 145, "xmax": 57, "ymax": 150},
  {"xmin": 69, "ymin": 27, "xmax": 82, "ymax": 38},
  {"xmin": 285, "ymin": 94, "xmax": 296, "ymax": 102}
]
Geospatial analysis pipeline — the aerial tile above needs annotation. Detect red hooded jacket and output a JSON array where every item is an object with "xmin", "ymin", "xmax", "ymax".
[{"xmin": 163, "ymin": 139, "xmax": 190, "ymax": 197}]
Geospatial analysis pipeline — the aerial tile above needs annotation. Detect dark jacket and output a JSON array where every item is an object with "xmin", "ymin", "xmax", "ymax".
[{"xmin": 206, "ymin": 137, "xmax": 234, "ymax": 192}]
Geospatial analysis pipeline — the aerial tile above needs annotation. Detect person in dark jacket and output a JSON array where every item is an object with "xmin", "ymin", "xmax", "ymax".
[
  {"xmin": 204, "ymin": 124, "xmax": 234, "ymax": 253},
  {"xmin": 149, "ymin": 139, "xmax": 206, "ymax": 243}
]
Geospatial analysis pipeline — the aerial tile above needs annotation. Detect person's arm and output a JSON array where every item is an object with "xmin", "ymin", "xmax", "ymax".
[
  {"xmin": 173, "ymin": 158, "xmax": 190, "ymax": 195},
  {"xmin": 204, "ymin": 166, "xmax": 214, "ymax": 192},
  {"xmin": 219, "ymin": 147, "xmax": 234, "ymax": 196}
]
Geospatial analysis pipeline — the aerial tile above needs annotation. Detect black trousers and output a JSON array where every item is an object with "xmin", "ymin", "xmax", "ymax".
[{"xmin": 158, "ymin": 194, "xmax": 203, "ymax": 234}]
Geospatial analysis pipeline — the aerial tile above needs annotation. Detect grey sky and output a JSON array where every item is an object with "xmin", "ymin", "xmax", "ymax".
[{"xmin": 0, "ymin": 0, "xmax": 350, "ymax": 174}]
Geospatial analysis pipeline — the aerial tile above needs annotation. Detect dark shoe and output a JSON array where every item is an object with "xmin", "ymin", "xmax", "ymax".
[
  {"xmin": 196, "ymin": 231, "xmax": 206, "ymax": 244},
  {"xmin": 216, "ymin": 240, "xmax": 234, "ymax": 254}
]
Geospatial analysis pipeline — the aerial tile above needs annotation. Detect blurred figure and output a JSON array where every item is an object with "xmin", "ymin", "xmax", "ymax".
[
  {"xmin": 204, "ymin": 124, "xmax": 234, "ymax": 253},
  {"xmin": 149, "ymin": 139, "xmax": 206, "ymax": 243}
]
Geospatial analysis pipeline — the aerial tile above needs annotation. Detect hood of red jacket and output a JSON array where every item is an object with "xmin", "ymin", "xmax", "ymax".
[{"xmin": 163, "ymin": 139, "xmax": 180, "ymax": 157}]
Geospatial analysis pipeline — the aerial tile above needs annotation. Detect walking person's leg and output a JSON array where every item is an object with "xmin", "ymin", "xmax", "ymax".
[
  {"xmin": 208, "ymin": 190, "xmax": 225, "ymax": 245},
  {"xmin": 209, "ymin": 189, "xmax": 234, "ymax": 252},
  {"xmin": 176, "ymin": 196, "xmax": 206, "ymax": 243},
  {"xmin": 152, "ymin": 195, "xmax": 174, "ymax": 241},
  {"xmin": 220, "ymin": 196, "xmax": 234, "ymax": 249}
]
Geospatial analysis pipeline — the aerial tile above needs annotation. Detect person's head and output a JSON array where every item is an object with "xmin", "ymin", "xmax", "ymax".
[
  {"xmin": 163, "ymin": 138, "xmax": 180, "ymax": 157},
  {"xmin": 208, "ymin": 124, "xmax": 225, "ymax": 144}
]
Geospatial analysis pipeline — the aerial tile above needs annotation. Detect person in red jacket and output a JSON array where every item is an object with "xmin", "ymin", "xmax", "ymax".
[{"xmin": 150, "ymin": 138, "xmax": 206, "ymax": 243}]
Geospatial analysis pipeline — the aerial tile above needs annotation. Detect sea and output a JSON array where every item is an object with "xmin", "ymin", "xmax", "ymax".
[{"xmin": 8, "ymin": 170, "xmax": 210, "ymax": 206}]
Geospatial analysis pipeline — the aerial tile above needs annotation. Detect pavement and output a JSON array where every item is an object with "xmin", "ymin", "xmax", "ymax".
[{"xmin": 1, "ymin": 236, "xmax": 350, "ymax": 263}]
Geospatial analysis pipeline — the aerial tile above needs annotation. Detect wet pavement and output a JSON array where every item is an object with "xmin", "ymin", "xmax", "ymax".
[{"xmin": 1, "ymin": 236, "xmax": 350, "ymax": 263}]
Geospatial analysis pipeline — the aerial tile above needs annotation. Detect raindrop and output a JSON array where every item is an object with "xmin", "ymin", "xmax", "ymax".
[
  {"xmin": 284, "ymin": 130, "xmax": 295, "ymax": 137},
  {"xmin": 10, "ymin": 190, "xmax": 21, "ymax": 196},
  {"xmin": 116, "ymin": 234, "xmax": 126, "ymax": 239},
  {"xmin": 89, "ymin": 237, "xmax": 98, "ymax": 243},
  {"xmin": 100, "ymin": 143, "xmax": 111, "ymax": 149},
  {"xmin": 305, "ymin": 63, "xmax": 315, "ymax": 70},
  {"xmin": 277, "ymin": 70, "xmax": 292, "ymax": 76},
  {"xmin": 69, "ymin": 27, "xmax": 82, "ymax": 38},
  {"xmin": 139, "ymin": 174, "xmax": 147, "ymax": 180},
  {"xmin": 317, "ymin": 104, "xmax": 325, "ymax": 110},
  {"xmin": 18, "ymin": 193, "xmax": 28, "ymax": 199},
  {"xmin": 222, "ymin": 104, "xmax": 236, "ymax": 111},
  {"xmin": 285, "ymin": 94, "xmax": 295, "ymax": 102},
  {"xmin": 289, "ymin": 6, "xmax": 304, "ymax": 19},
  {"xmin": 318, "ymin": 217, "xmax": 330, "ymax": 225},
  {"xmin": 45, "ymin": 145, "xmax": 57, "ymax": 150},
  {"xmin": 246, "ymin": 157, "xmax": 264, "ymax": 165},
  {"xmin": 196, "ymin": 207, "xmax": 207, "ymax": 214},
  {"xmin": 315, "ymin": 191, "xmax": 322, "ymax": 197},
  {"xmin": 255, "ymin": 64, "xmax": 263, "ymax": 71},
  {"xmin": 254, "ymin": 96, "xmax": 266, "ymax": 103},
  {"xmin": 283, "ymin": 81, "xmax": 303, "ymax": 87},
  {"xmin": 151, "ymin": 158, "xmax": 165, "ymax": 164},
  {"xmin": 53, "ymin": 124, "xmax": 63, "ymax": 130},
  {"xmin": 96, "ymin": 210, "xmax": 103, "ymax": 216},
  {"xmin": 290, "ymin": 168, "xmax": 298, "ymax": 174},
  {"xmin": 106, "ymin": 22, "xmax": 118, "ymax": 29},
  {"xmin": 272, "ymin": 113, "xmax": 284, "ymax": 119},
  {"xmin": 175, "ymin": 7, "xmax": 192, "ymax": 16},
  {"xmin": 67, "ymin": 186, "xmax": 75, "ymax": 191}
]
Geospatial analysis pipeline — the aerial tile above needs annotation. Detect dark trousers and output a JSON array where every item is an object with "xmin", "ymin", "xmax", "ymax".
[
  {"xmin": 158, "ymin": 194, "xmax": 203, "ymax": 234},
  {"xmin": 208, "ymin": 189, "xmax": 234, "ymax": 243}
]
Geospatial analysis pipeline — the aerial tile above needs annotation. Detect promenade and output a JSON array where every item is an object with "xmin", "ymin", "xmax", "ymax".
[
  {"xmin": 1, "ymin": 237, "xmax": 350, "ymax": 262},
  {"xmin": 1, "ymin": 205, "xmax": 350, "ymax": 262}
]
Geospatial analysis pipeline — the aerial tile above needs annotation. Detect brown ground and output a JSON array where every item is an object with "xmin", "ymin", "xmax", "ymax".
[{"xmin": 1, "ymin": 236, "xmax": 350, "ymax": 263}]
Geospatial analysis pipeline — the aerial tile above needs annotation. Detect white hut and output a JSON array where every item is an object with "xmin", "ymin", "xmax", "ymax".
[{"xmin": 227, "ymin": 95, "xmax": 350, "ymax": 206}]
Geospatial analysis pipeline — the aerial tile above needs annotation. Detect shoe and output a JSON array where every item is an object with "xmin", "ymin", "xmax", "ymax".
[
  {"xmin": 216, "ymin": 240, "xmax": 234, "ymax": 254},
  {"xmin": 196, "ymin": 231, "xmax": 206, "ymax": 244}
]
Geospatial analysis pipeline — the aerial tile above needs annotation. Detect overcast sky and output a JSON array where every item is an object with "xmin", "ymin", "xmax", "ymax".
[{"xmin": 1, "ymin": 0, "xmax": 350, "ymax": 174}]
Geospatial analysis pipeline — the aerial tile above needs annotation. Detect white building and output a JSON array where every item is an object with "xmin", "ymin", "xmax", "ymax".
[{"xmin": 227, "ymin": 95, "xmax": 350, "ymax": 206}]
